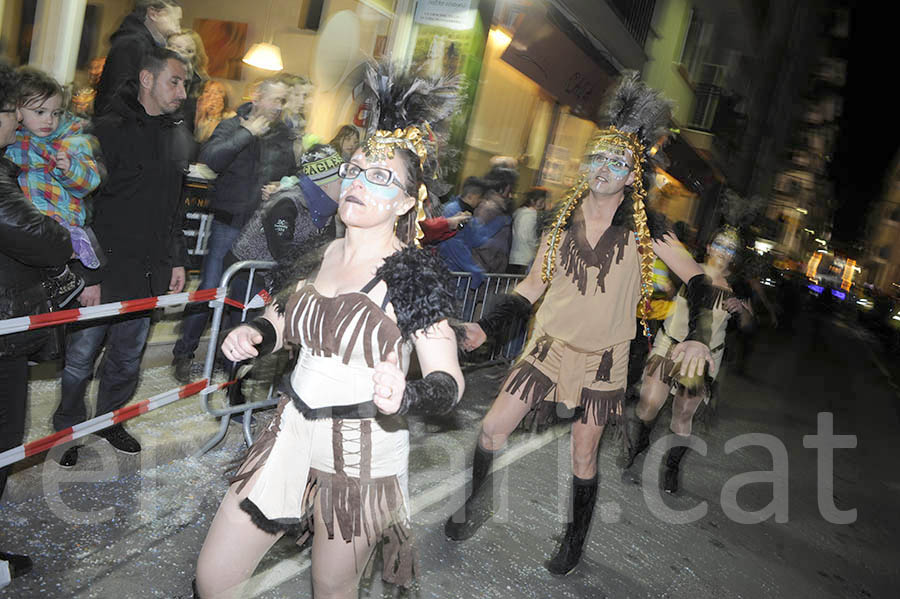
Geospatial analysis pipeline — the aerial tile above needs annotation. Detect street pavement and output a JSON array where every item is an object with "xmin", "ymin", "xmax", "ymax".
[{"xmin": 1, "ymin": 310, "xmax": 899, "ymax": 599}]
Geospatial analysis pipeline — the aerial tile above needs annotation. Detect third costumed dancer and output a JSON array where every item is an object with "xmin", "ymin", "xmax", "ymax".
[
  {"xmin": 444, "ymin": 72, "xmax": 715, "ymax": 576},
  {"xmin": 624, "ymin": 225, "xmax": 754, "ymax": 493}
]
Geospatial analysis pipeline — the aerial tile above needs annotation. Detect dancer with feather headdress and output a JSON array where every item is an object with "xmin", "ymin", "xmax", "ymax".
[
  {"xmin": 193, "ymin": 62, "xmax": 463, "ymax": 598},
  {"xmin": 444, "ymin": 72, "xmax": 715, "ymax": 575}
]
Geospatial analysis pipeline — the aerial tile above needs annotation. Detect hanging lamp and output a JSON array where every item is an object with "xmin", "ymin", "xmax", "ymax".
[{"xmin": 242, "ymin": 0, "xmax": 283, "ymax": 71}]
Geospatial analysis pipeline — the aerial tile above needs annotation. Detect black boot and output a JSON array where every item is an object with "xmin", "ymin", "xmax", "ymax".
[
  {"xmin": 0, "ymin": 550, "xmax": 33, "ymax": 581},
  {"xmin": 623, "ymin": 410, "xmax": 653, "ymax": 470},
  {"xmin": 545, "ymin": 474, "xmax": 598, "ymax": 576},
  {"xmin": 663, "ymin": 445, "xmax": 689, "ymax": 494},
  {"xmin": 444, "ymin": 443, "xmax": 496, "ymax": 541}
]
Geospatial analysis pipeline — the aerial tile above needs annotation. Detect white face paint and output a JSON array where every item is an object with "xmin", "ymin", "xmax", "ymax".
[{"xmin": 337, "ymin": 150, "xmax": 415, "ymax": 229}]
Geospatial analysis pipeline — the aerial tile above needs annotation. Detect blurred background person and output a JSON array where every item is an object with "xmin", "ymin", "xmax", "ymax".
[
  {"xmin": 94, "ymin": 0, "xmax": 182, "ymax": 116},
  {"xmin": 172, "ymin": 75, "xmax": 292, "ymax": 382},
  {"xmin": 508, "ymin": 186, "xmax": 548, "ymax": 274},
  {"xmin": 279, "ymin": 74, "xmax": 314, "ymax": 161},
  {"xmin": 194, "ymin": 80, "xmax": 234, "ymax": 144},
  {"xmin": 470, "ymin": 162, "xmax": 518, "ymax": 274},
  {"xmin": 1, "ymin": 62, "xmax": 74, "ymax": 588},
  {"xmin": 167, "ymin": 29, "xmax": 208, "ymax": 136},
  {"xmin": 329, "ymin": 124, "xmax": 360, "ymax": 161}
]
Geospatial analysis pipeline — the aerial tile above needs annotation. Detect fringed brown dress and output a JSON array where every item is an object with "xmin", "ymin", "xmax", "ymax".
[
  {"xmin": 506, "ymin": 210, "xmax": 642, "ymax": 429},
  {"xmin": 229, "ymin": 244, "xmax": 455, "ymax": 587}
]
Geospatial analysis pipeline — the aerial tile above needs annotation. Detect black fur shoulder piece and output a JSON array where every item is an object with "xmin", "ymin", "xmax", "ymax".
[{"xmin": 376, "ymin": 246, "xmax": 456, "ymax": 340}]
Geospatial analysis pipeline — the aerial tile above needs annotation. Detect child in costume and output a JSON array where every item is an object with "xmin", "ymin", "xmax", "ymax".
[
  {"xmin": 194, "ymin": 62, "xmax": 464, "ymax": 598},
  {"xmin": 623, "ymin": 226, "xmax": 753, "ymax": 493},
  {"xmin": 444, "ymin": 72, "xmax": 715, "ymax": 576}
]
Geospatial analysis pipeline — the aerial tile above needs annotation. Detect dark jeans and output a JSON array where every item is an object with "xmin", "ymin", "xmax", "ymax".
[
  {"xmin": 173, "ymin": 219, "xmax": 242, "ymax": 360},
  {"xmin": 0, "ymin": 355, "xmax": 28, "ymax": 498},
  {"xmin": 53, "ymin": 315, "xmax": 151, "ymax": 431}
]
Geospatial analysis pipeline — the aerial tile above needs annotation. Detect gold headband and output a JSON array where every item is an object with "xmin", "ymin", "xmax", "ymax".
[
  {"xmin": 584, "ymin": 126, "xmax": 645, "ymax": 161},
  {"xmin": 364, "ymin": 125, "xmax": 431, "ymax": 247},
  {"xmin": 364, "ymin": 125, "xmax": 429, "ymax": 168}
]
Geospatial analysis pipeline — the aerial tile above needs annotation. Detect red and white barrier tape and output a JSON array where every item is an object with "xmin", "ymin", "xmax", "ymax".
[
  {"xmin": 0, "ymin": 287, "xmax": 270, "ymax": 337},
  {"xmin": 0, "ymin": 378, "xmax": 236, "ymax": 469}
]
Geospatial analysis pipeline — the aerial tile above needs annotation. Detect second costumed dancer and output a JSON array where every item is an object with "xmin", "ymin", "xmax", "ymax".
[
  {"xmin": 444, "ymin": 72, "xmax": 716, "ymax": 576},
  {"xmin": 193, "ymin": 62, "xmax": 463, "ymax": 598}
]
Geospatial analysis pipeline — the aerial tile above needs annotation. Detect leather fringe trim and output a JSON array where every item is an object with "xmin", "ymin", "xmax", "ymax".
[
  {"xmin": 579, "ymin": 388, "xmax": 624, "ymax": 427},
  {"xmin": 644, "ymin": 354, "xmax": 708, "ymax": 396},
  {"xmin": 298, "ymin": 469, "xmax": 416, "ymax": 587},
  {"xmin": 504, "ymin": 361, "xmax": 555, "ymax": 407},
  {"xmin": 228, "ymin": 400, "xmax": 287, "ymax": 494}
]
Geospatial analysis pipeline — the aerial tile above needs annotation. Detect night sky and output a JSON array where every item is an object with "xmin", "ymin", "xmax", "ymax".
[{"xmin": 830, "ymin": 6, "xmax": 898, "ymax": 245}]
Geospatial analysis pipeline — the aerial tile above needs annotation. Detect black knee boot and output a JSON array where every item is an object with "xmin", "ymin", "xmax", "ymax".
[
  {"xmin": 623, "ymin": 409, "xmax": 654, "ymax": 470},
  {"xmin": 545, "ymin": 474, "xmax": 598, "ymax": 576},
  {"xmin": 663, "ymin": 445, "xmax": 689, "ymax": 494},
  {"xmin": 444, "ymin": 443, "xmax": 496, "ymax": 541}
]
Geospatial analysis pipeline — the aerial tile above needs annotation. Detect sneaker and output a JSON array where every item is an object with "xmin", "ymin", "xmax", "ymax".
[
  {"xmin": 42, "ymin": 265, "xmax": 85, "ymax": 309},
  {"xmin": 0, "ymin": 551, "xmax": 33, "ymax": 584},
  {"xmin": 57, "ymin": 445, "xmax": 81, "ymax": 468},
  {"xmin": 95, "ymin": 424, "xmax": 141, "ymax": 454},
  {"xmin": 172, "ymin": 355, "xmax": 193, "ymax": 384}
]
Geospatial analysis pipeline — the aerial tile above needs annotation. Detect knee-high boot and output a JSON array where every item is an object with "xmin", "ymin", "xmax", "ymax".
[
  {"xmin": 545, "ymin": 474, "xmax": 599, "ymax": 576},
  {"xmin": 444, "ymin": 443, "xmax": 497, "ymax": 541},
  {"xmin": 663, "ymin": 445, "xmax": 689, "ymax": 494},
  {"xmin": 623, "ymin": 408, "xmax": 654, "ymax": 469}
]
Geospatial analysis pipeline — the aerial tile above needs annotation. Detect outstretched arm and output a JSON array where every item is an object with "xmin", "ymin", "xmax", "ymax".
[{"xmin": 652, "ymin": 232, "xmax": 714, "ymax": 378}]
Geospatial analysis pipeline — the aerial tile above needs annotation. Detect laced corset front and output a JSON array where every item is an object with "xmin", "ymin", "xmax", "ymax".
[{"xmin": 282, "ymin": 284, "xmax": 405, "ymax": 411}]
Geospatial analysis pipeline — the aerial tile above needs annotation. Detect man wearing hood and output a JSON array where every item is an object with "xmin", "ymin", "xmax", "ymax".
[
  {"xmin": 172, "ymin": 75, "xmax": 293, "ymax": 382},
  {"xmin": 53, "ymin": 47, "xmax": 192, "ymax": 468},
  {"xmin": 94, "ymin": 0, "xmax": 182, "ymax": 117}
]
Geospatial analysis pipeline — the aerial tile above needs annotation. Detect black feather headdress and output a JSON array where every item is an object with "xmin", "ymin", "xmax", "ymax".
[{"xmin": 541, "ymin": 71, "xmax": 675, "ymax": 341}]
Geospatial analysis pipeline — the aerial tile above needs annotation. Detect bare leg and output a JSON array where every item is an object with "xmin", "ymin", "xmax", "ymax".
[
  {"xmin": 635, "ymin": 368, "xmax": 670, "ymax": 423},
  {"xmin": 570, "ymin": 419, "xmax": 606, "ymax": 479},
  {"xmin": 195, "ymin": 478, "xmax": 284, "ymax": 598},
  {"xmin": 309, "ymin": 496, "xmax": 378, "ymax": 599},
  {"xmin": 479, "ymin": 388, "xmax": 536, "ymax": 451},
  {"xmin": 670, "ymin": 388, "xmax": 705, "ymax": 436}
]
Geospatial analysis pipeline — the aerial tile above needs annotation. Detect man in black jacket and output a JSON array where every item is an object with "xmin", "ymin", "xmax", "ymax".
[
  {"xmin": 94, "ymin": 0, "xmax": 182, "ymax": 116},
  {"xmin": 0, "ymin": 62, "xmax": 72, "ymax": 590},
  {"xmin": 172, "ymin": 75, "xmax": 292, "ymax": 381},
  {"xmin": 53, "ymin": 47, "xmax": 192, "ymax": 468}
]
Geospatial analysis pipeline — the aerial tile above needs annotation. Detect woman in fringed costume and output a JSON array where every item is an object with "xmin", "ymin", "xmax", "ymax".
[
  {"xmin": 623, "ymin": 226, "xmax": 754, "ymax": 493},
  {"xmin": 443, "ymin": 72, "xmax": 715, "ymax": 576},
  {"xmin": 193, "ymin": 62, "xmax": 463, "ymax": 599}
]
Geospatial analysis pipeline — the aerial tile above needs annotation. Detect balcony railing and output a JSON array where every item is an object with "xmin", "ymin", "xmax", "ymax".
[{"xmin": 608, "ymin": 0, "xmax": 657, "ymax": 47}]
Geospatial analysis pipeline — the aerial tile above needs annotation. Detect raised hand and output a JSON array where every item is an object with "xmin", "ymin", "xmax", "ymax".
[{"xmin": 372, "ymin": 351, "xmax": 406, "ymax": 414}]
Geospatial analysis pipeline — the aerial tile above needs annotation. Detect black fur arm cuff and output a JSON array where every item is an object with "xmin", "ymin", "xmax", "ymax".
[
  {"xmin": 684, "ymin": 274, "xmax": 713, "ymax": 345},
  {"xmin": 477, "ymin": 292, "xmax": 532, "ymax": 345},
  {"xmin": 245, "ymin": 317, "xmax": 278, "ymax": 357},
  {"xmin": 397, "ymin": 370, "xmax": 459, "ymax": 416}
]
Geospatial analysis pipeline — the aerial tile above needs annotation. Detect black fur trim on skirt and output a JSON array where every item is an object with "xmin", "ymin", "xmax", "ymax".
[{"xmin": 238, "ymin": 497, "xmax": 303, "ymax": 537}]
